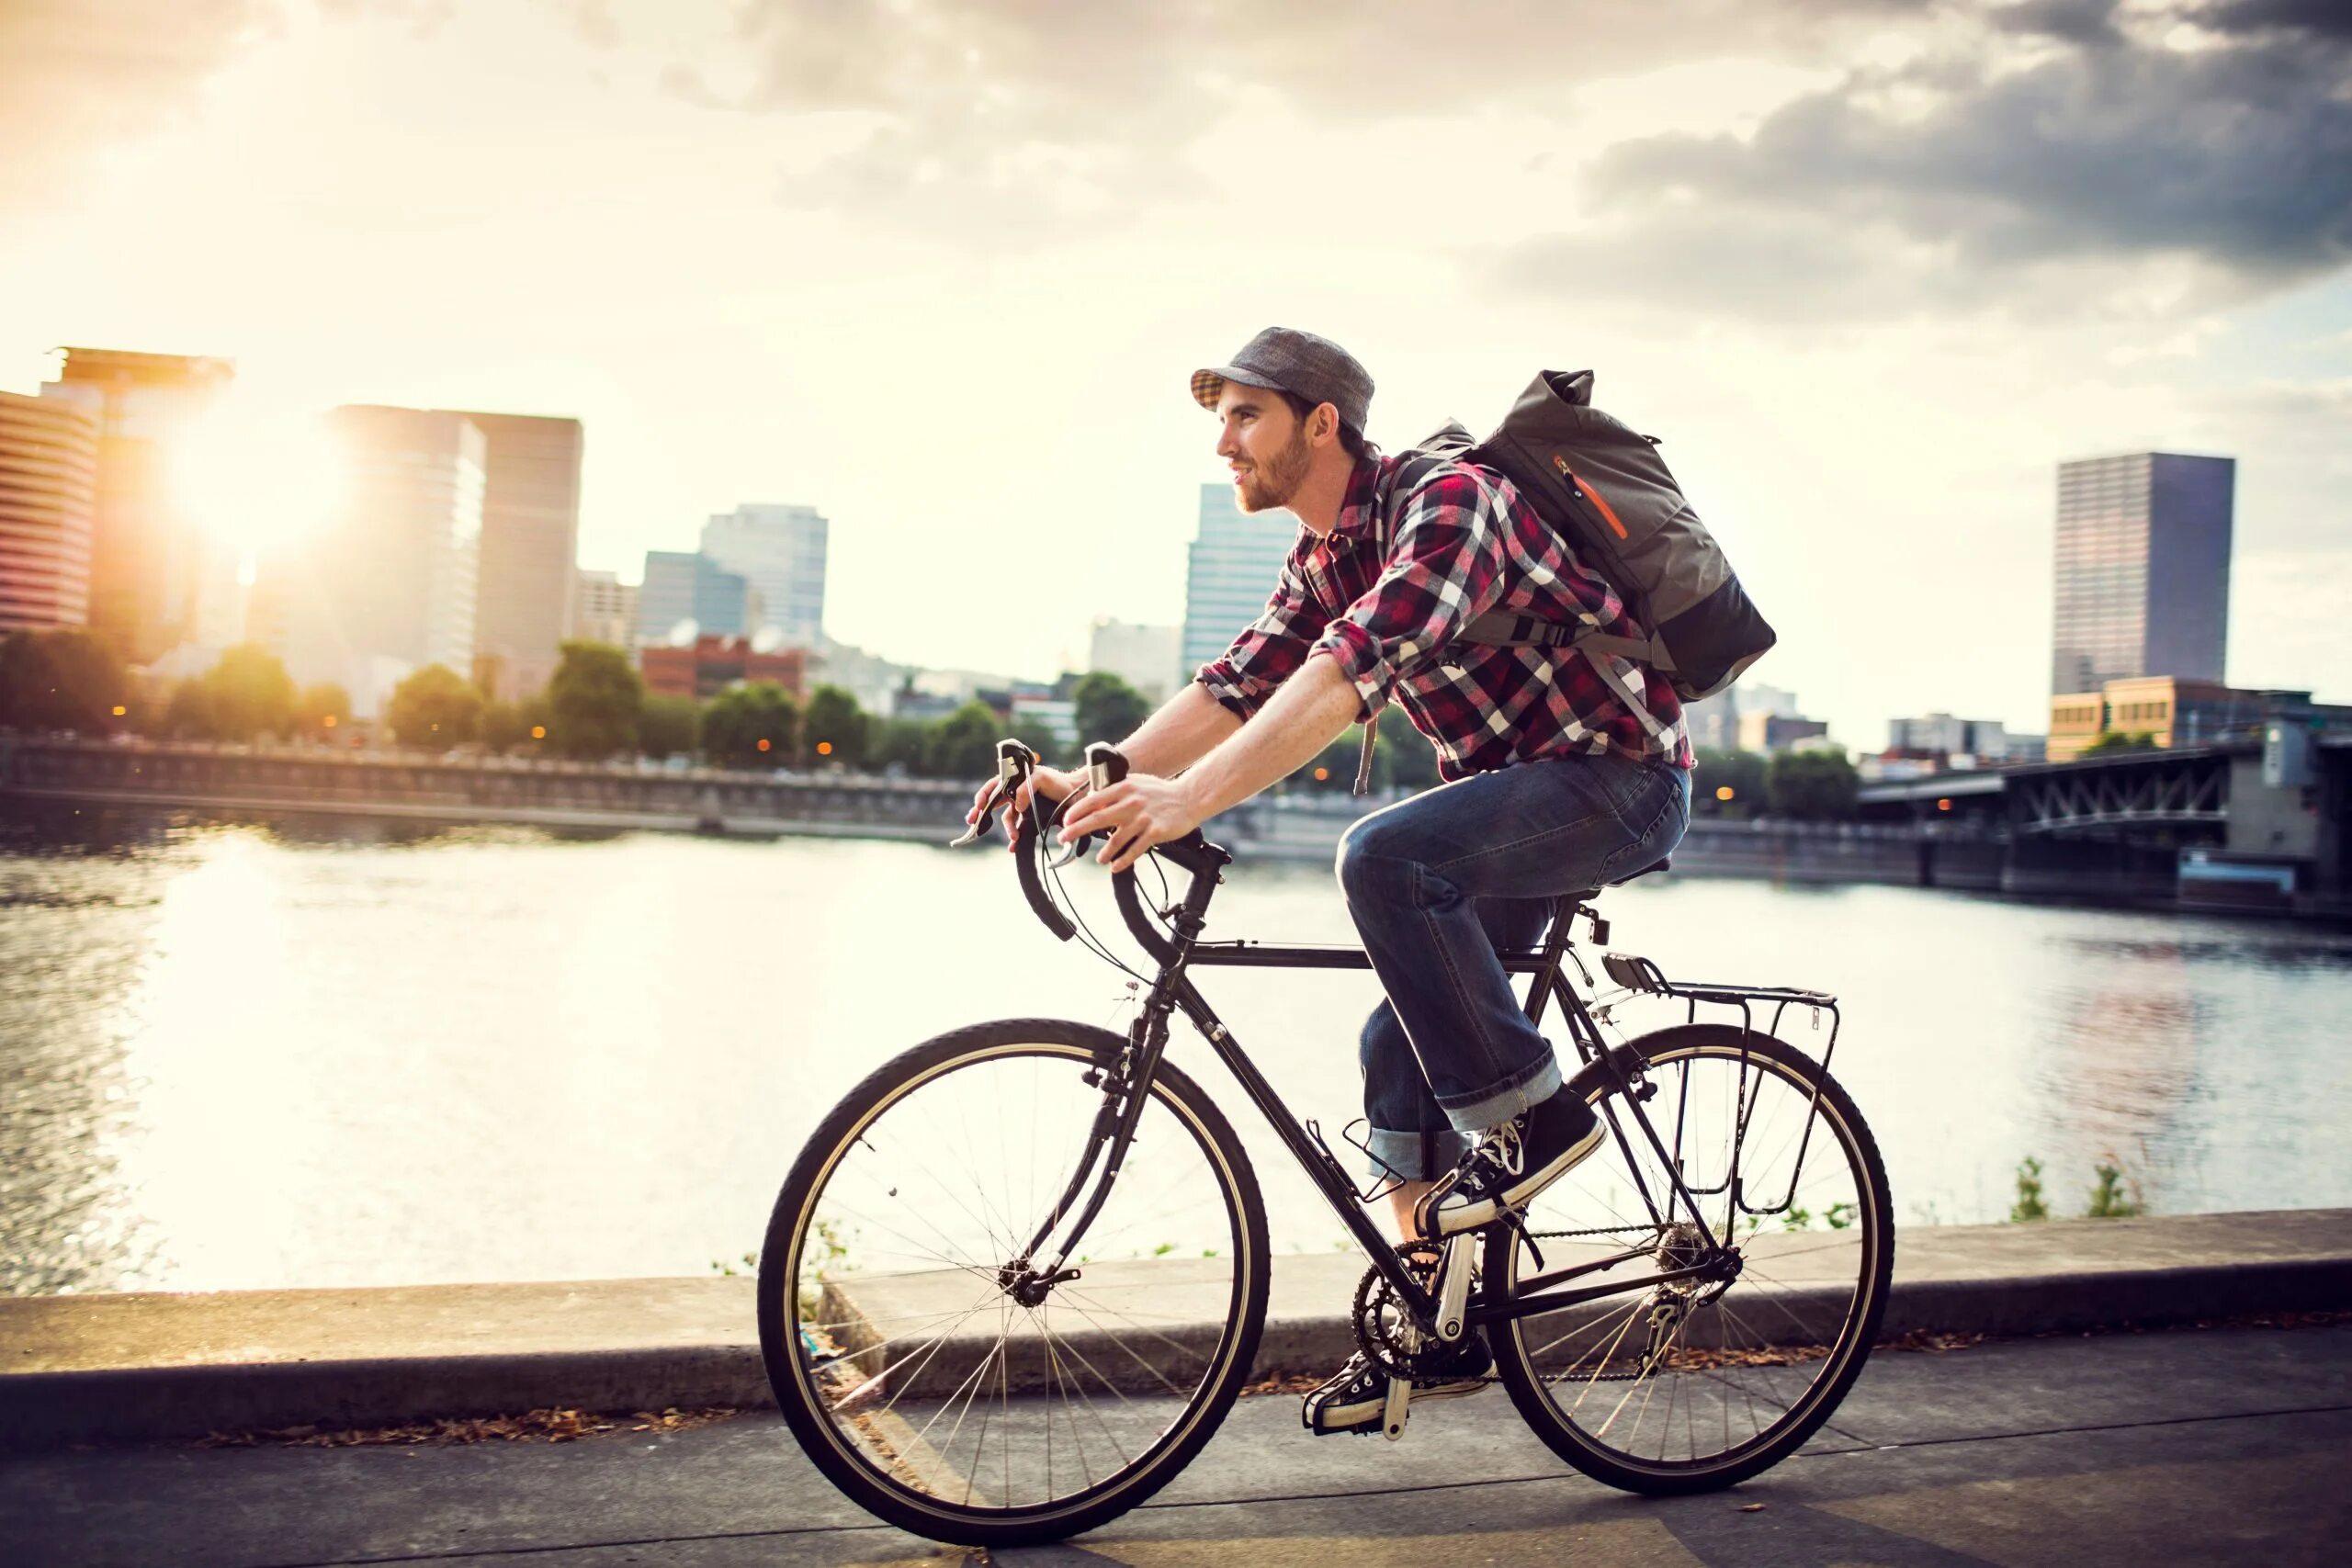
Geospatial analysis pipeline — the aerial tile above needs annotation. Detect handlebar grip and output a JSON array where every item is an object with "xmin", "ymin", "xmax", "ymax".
[{"xmin": 1013, "ymin": 795, "xmax": 1078, "ymax": 942}]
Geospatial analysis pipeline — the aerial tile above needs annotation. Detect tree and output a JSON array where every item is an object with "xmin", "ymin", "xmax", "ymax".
[
  {"xmin": 639, "ymin": 694, "xmax": 701, "ymax": 761},
  {"xmin": 1071, "ymin": 671, "xmax": 1150, "ymax": 751},
  {"xmin": 1692, "ymin": 748, "xmax": 1770, "ymax": 818},
  {"xmin": 925, "ymin": 700, "xmax": 1005, "ymax": 780},
  {"xmin": 874, "ymin": 716, "xmax": 931, "ymax": 776},
  {"xmin": 702, "ymin": 682, "xmax": 799, "ymax": 769},
  {"xmin": 201, "ymin": 644, "xmax": 295, "ymax": 740},
  {"xmin": 385, "ymin": 663, "xmax": 483, "ymax": 749},
  {"xmin": 292, "ymin": 682, "xmax": 351, "ymax": 742},
  {"xmin": 1375, "ymin": 704, "xmax": 1440, "ymax": 793},
  {"xmin": 157, "ymin": 679, "xmax": 215, "ymax": 740},
  {"xmin": 1765, "ymin": 749, "xmax": 1860, "ymax": 821},
  {"xmin": 546, "ymin": 640, "xmax": 642, "ymax": 760},
  {"xmin": 801, "ymin": 684, "xmax": 868, "ymax": 768},
  {"xmin": 0, "ymin": 628, "xmax": 128, "ymax": 734},
  {"xmin": 2081, "ymin": 730, "xmax": 2157, "ymax": 756},
  {"xmin": 481, "ymin": 700, "xmax": 527, "ymax": 754}
]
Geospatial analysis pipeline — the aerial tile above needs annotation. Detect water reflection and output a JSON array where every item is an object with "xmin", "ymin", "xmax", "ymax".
[{"xmin": 3, "ymin": 812, "xmax": 2349, "ymax": 1295}]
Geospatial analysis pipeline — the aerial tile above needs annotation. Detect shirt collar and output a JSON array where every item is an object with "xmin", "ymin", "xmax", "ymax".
[{"xmin": 1329, "ymin": 455, "xmax": 1388, "ymax": 542}]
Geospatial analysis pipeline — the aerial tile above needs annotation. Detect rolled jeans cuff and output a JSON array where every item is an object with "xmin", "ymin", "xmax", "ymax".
[
  {"xmin": 1438, "ymin": 1051, "xmax": 1563, "ymax": 1135},
  {"xmin": 1365, "ymin": 1125, "xmax": 1473, "ymax": 1183}
]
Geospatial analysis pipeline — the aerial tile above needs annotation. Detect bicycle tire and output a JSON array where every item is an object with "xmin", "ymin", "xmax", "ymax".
[
  {"xmin": 1486, "ymin": 1023, "xmax": 1894, "ymax": 1494},
  {"xmin": 757, "ymin": 1018, "xmax": 1271, "ymax": 1547}
]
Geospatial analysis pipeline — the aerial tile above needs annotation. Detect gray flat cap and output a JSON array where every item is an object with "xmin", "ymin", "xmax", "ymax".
[{"xmin": 1191, "ymin": 326, "xmax": 1373, "ymax": 435}]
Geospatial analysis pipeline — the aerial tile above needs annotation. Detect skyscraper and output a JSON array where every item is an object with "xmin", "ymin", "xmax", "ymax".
[
  {"xmin": 637, "ymin": 549, "xmax": 758, "ymax": 642},
  {"xmin": 2052, "ymin": 453, "xmax": 2234, "ymax": 698},
  {"xmin": 40, "ymin": 347, "xmax": 234, "ymax": 663},
  {"xmin": 276, "ymin": 407, "xmax": 483, "ymax": 716},
  {"xmin": 1179, "ymin": 483, "xmax": 1298, "ymax": 686},
  {"xmin": 0, "ymin": 389, "xmax": 99, "ymax": 632},
  {"xmin": 699, "ymin": 502, "xmax": 828, "ymax": 648},
  {"xmin": 445, "ymin": 412, "xmax": 583, "ymax": 701}
]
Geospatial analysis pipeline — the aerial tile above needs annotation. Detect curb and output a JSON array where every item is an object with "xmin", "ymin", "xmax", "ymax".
[{"xmin": 6, "ymin": 1212, "xmax": 2348, "ymax": 1450}]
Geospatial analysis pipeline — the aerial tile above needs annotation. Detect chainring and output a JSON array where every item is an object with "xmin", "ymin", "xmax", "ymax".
[{"xmin": 1351, "ymin": 1243, "xmax": 1456, "ymax": 1382}]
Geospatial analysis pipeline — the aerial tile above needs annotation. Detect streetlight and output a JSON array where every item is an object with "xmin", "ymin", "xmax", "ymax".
[{"xmin": 1715, "ymin": 785, "xmax": 1735, "ymax": 802}]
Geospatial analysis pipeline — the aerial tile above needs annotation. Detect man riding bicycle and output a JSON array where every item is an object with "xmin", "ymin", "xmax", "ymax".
[{"xmin": 973, "ymin": 326, "xmax": 1693, "ymax": 1434}]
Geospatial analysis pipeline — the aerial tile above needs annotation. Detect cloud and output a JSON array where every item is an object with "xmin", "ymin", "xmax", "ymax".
[
  {"xmin": 1485, "ymin": 0, "xmax": 2352, "ymax": 321},
  {"xmin": 673, "ymin": 0, "xmax": 1922, "ymax": 238},
  {"xmin": 0, "ymin": 1, "xmax": 277, "ymax": 216}
]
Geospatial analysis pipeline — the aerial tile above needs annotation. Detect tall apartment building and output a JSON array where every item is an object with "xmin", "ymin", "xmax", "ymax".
[
  {"xmin": 637, "ymin": 549, "xmax": 760, "ymax": 642},
  {"xmin": 699, "ymin": 503, "xmax": 828, "ymax": 648},
  {"xmin": 40, "ymin": 347, "xmax": 234, "ymax": 663},
  {"xmin": 1179, "ymin": 483, "xmax": 1297, "ymax": 685},
  {"xmin": 2052, "ymin": 453, "xmax": 2233, "ymax": 699},
  {"xmin": 0, "ymin": 389, "xmax": 100, "ymax": 632},
  {"xmin": 275, "ymin": 407, "xmax": 484, "ymax": 716},
  {"xmin": 572, "ymin": 569, "xmax": 639, "ymax": 649},
  {"xmin": 446, "ymin": 412, "xmax": 582, "ymax": 701}
]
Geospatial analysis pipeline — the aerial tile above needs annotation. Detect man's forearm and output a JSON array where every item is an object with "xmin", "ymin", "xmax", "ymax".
[
  {"xmin": 1178, "ymin": 655, "xmax": 1362, "ymax": 821},
  {"xmin": 1114, "ymin": 681, "xmax": 1243, "ymax": 778}
]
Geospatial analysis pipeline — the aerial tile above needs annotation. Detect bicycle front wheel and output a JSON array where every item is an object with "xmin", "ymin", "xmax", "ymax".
[
  {"xmin": 1487, "ymin": 1023, "xmax": 1894, "ymax": 1493},
  {"xmin": 757, "ymin": 1019, "xmax": 1269, "ymax": 1548}
]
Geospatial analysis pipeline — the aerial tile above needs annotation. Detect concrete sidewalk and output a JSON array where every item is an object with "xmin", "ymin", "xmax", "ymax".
[
  {"xmin": 6, "ymin": 1320, "xmax": 2348, "ymax": 1566},
  {"xmin": 6, "ymin": 1209, "xmax": 2351, "ymax": 1449}
]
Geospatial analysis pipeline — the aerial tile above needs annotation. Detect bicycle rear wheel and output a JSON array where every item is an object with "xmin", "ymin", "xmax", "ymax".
[
  {"xmin": 1487, "ymin": 1024, "xmax": 1893, "ymax": 1493},
  {"xmin": 758, "ymin": 1019, "xmax": 1269, "ymax": 1548}
]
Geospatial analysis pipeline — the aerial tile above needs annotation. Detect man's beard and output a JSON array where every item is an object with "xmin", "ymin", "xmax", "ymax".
[{"xmin": 1235, "ymin": 428, "xmax": 1311, "ymax": 513}]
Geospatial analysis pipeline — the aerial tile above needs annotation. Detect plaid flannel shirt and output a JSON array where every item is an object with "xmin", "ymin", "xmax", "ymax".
[{"xmin": 1195, "ymin": 454, "xmax": 1691, "ymax": 781}]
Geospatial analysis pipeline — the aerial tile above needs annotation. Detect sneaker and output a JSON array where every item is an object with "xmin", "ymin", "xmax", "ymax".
[
  {"xmin": 1301, "ymin": 1337, "xmax": 1492, "ymax": 1436},
  {"xmin": 1414, "ymin": 1089, "xmax": 1603, "ymax": 1237}
]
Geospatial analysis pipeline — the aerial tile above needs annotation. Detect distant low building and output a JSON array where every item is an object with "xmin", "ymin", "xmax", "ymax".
[
  {"xmin": 1737, "ymin": 711, "xmax": 1830, "ymax": 755},
  {"xmin": 1683, "ymin": 682, "xmax": 1800, "ymax": 752},
  {"xmin": 573, "ymin": 570, "xmax": 639, "ymax": 649},
  {"xmin": 1884, "ymin": 713, "xmax": 2013, "ymax": 769},
  {"xmin": 639, "ymin": 635, "xmax": 808, "ymax": 703},
  {"xmin": 2048, "ymin": 677, "xmax": 2352, "ymax": 762},
  {"xmin": 1087, "ymin": 617, "xmax": 1182, "ymax": 704}
]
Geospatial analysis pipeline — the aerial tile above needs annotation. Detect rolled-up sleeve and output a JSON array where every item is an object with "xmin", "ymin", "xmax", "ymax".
[
  {"xmin": 1310, "ymin": 469, "xmax": 1510, "ymax": 719},
  {"xmin": 1194, "ymin": 547, "xmax": 1329, "ymax": 721}
]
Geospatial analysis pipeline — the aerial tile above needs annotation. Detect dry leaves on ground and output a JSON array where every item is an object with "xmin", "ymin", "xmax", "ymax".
[{"xmin": 194, "ymin": 1406, "xmax": 741, "ymax": 1449}]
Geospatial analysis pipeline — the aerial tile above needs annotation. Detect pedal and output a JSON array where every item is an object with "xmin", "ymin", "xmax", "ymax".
[
  {"xmin": 1434, "ymin": 1231, "xmax": 1476, "ymax": 1342},
  {"xmin": 1381, "ymin": 1373, "xmax": 1411, "ymax": 1441}
]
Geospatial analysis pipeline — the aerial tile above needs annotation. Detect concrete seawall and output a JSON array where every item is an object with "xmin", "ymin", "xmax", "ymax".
[{"xmin": 4, "ymin": 1209, "xmax": 2346, "ymax": 1449}]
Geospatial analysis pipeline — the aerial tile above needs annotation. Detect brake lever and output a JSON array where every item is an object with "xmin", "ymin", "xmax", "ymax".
[{"xmin": 946, "ymin": 780, "xmax": 1005, "ymax": 848}]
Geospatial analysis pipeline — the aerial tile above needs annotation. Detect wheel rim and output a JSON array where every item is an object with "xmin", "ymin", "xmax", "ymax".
[
  {"xmin": 780, "ymin": 1042, "xmax": 1251, "ymax": 1520},
  {"xmin": 1499, "ymin": 1037, "xmax": 1885, "ymax": 1474}
]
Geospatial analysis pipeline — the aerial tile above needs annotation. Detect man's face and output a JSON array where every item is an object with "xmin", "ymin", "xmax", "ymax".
[{"xmin": 1214, "ymin": 382, "xmax": 1313, "ymax": 513}]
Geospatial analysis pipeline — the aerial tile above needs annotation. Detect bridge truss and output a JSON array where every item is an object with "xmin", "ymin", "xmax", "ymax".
[{"xmin": 2010, "ymin": 749, "xmax": 2230, "ymax": 835}]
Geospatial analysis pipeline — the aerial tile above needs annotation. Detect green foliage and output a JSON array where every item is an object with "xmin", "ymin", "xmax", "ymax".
[
  {"xmin": 546, "ymin": 640, "xmax": 642, "ymax": 760},
  {"xmin": 1692, "ymin": 748, "xmax": 1769, "ymax": 817},
  {"xmin": 2087, "ymin": 1154, "xmax": 2143, "ymax": 1218},
  {"xmin": 801, "ymin": 684, "xmax": 867, "ymax": 767},
  {"xmin": 874, "ymin": 716, "xmax": 931, "ymax": 776},
  {"xmin": 0, "ymin": 628, "xmax": 129, "ymax": 734},
  {"xmin": 702, "ymin": 681, "xmax": 800, "ymax": 769},
  {"xmin": 638, "ymin": 694, "xmax": 701, "ymax": 761},
  {"xmin": 1071, "ymin": 671, "xmax": 1150, "ymax": 751},
  {"xmin": 2082, "ymin": 730, "xmax": 2159, "ymax": 755},
  {"xmin": 1290, "ymin": 705, "xmax": 1441, "ymax": 795},
  {"xmin": 926, "ymin": 700, "xmax": 1006, "ymax": 780},
  {"xmin": 1765, "ymin": 749, "xmax": 1860, "ymax": 821},
  {"xmin": 201, "ymin": 644, "xmax": 296, "ymax": 740},
  {"xmin": 292, "ymin": 682, "xmax": 351, "ymax": 741},
  {"xmin": 2009, "ymin": 1156, "xmax": 2050, "ymax": 1223},
  {"xmin": 385, "ymin": 664, "xmax": 483, "ymax": 749},
  {"xmin": 480, "ymin": 700, "xmax": 526, "ymax": 754},
  {"xmin": 157, "ymin": 679, "xmax": 215, "ymax": 739}
]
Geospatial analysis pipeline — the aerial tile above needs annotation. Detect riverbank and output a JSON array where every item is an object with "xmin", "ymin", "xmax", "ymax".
[{"xmin": 5, "ymin": 1208, "xmax": 2346, "ymax": 1449}]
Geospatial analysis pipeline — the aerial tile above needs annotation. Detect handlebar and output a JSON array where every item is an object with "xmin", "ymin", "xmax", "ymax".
[{"xmin": 964, "ymin": 738, "xmax": 1227, "ymax": 963}]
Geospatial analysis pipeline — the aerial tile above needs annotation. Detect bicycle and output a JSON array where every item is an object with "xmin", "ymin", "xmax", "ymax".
[{"xmin": 757, "ymin": 739, "xmax": 1894, "ymax": 1548}]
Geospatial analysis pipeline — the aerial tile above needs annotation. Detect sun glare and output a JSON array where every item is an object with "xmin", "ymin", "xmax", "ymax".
[{"xmin": 169, "ymin": 405, "xmax": 345, "ymax": 561}]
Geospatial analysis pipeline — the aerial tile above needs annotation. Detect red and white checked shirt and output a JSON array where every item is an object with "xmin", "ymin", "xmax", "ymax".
[{"xmin": 1196, "ymin": 454, "xmax": 1691, "ymax": 781}]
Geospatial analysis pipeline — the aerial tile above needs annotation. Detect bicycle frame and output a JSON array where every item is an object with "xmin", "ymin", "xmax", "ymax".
[{"xmin": 1010, "ymin": 831, "xmax": 1784, "ymax": 1341}]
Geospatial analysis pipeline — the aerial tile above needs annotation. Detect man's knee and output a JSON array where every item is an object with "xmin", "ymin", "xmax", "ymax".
[{"xmin": 1335, "ymin": 816, "xmax": 1419, "ymax": 905}]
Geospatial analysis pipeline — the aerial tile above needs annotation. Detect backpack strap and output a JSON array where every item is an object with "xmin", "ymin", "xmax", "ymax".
[{"xmin": 1457, "ymin": 611, "xmax": 1673, "ymax": 674}]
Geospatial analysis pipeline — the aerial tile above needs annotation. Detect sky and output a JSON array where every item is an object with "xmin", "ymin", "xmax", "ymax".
[{"xmin": 2, "ymin": 0, "xmax": 2346, "ymax": 748}]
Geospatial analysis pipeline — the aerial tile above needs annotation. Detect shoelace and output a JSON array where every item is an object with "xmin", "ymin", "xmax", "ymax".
[{"xmin": 1472, "ymin": 1119, "xmax": 1525, "ymax": 1182}]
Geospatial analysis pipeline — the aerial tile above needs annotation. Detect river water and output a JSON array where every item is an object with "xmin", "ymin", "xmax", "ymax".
[{"xmin": 4, "ymin": 808, "xmax": 2349, "ymax": 1296}]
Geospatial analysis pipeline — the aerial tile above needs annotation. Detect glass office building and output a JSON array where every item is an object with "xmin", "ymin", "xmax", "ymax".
[
  {"xmin": 2052, "ymin": 453, "xmax": 2234, "ymax": 698},
  {"xmin": 1179, "ymin": 483, "xmax": 1300, "ymax": 688}
]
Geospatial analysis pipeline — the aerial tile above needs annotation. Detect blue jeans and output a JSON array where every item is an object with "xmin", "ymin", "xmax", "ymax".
[{"xmin": 1336, "ymin": 750, "xmax": 1691, "ymax": 1181}]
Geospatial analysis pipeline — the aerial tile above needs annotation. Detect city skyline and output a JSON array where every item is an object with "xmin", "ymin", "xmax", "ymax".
[{"xmin": 1, "ymin": 1, "xmax": 2346, "ymax": 750}]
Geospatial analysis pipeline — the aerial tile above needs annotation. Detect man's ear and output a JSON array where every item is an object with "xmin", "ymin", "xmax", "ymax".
[{"xmin": 1314, "ymin": 402, "xmax": 1339, "ymax": 446}]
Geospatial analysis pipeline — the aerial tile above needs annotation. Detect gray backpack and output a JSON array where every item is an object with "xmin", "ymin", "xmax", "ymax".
[{"xmin": 1403, "ymin": 369, "xmax": 1774, "ymax": 701}]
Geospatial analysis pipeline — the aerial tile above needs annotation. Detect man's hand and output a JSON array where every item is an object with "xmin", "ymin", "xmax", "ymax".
[
  {"xmin": 965, "ymin": 764, "xmax": 1085, "ymax": 852},
  {"xmin": 1057, "ymin": 773, "xmax": 1204, "ymax": 873}
]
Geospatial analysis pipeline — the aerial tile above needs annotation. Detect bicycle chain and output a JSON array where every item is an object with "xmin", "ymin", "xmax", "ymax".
[{"xmin": 1469, "ymin": 1219, "xmax": 1715, "ymax": 1387}]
